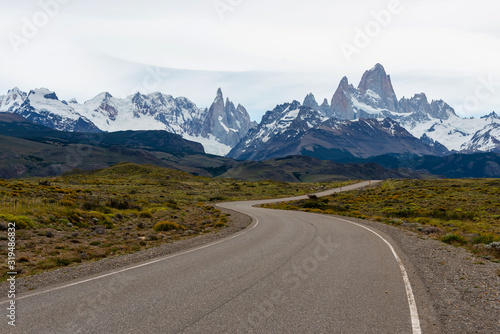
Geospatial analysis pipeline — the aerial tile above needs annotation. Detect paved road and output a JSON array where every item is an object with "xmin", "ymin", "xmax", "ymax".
[{"xmin": 1, "ymin": 181, "xmax": 423, "ymax": 334}]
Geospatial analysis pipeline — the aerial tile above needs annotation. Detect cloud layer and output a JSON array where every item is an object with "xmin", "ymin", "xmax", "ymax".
[{"xmin": 0, "ymin": 0, "xmax": 499, "ymax": 121}]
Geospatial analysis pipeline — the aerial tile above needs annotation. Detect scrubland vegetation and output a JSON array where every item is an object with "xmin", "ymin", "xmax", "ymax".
[
  {"xmin": 263, "ymin": 179, "xmax": 500, "ymax": 260},
  {"xmin": 0, "ymin": 162, "xmax": 349, "ymax": 279}
]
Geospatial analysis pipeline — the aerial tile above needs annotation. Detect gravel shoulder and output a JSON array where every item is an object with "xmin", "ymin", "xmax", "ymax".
[{"xmin": 338, "ymin": 215, "xmax": 500, "ymax": 334}]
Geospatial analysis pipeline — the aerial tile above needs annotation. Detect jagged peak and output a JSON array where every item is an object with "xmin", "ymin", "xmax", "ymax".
[
  {"xmin": 481, "ymin": 111, "xmax": 499, "ymax": 119},
  {"xmin": 339, "ymin": 76, "xmax": 349, "ymax": 88},
  {"xmin": 303, "ymin": 92, "xmax": 317, "ymax": 103},
  {"xmin": 369, "ymin": 63, "xmax": 386, "ymax": 73},
  {"xmin": 95, "ymin": 92, "xmax": 113, "ymax": 100},
  {"xmin": 30, "ymin": 87, "xmax": 52, "ymax": 95},
  {"xmin": 412, "ymin": 93, "xmax": 428, "ymax": 102},
  {"xmin": 8, "ymin": 87, "xmax": 24, "ymax": 95},
  {"xmin": 358, "ymin": 64, "xmax": 391, "ymax": 91},
  {"xmin": 209, "ymin": 88, "xmax": 225, "ymax": 109},
  {"xmin": 216, "ymin": 87, "xmax": 223, "ymax": 99}
]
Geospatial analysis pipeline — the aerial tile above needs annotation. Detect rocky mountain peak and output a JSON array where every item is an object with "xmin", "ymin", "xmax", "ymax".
[
  {"xmin": 8, "ymin": 87, "xmax": 24, "ymax": 95},
  {"xmin": 481, "ymin": 111, "xmax": 500, "ymax": 120},
  {"xmin": 357, "ymin": 63, "xmax": 399, "ymax": 111},
  {"xmin": 338, "ymin": 76, "xmax": 350, "ymax": 91},
  {"xmin": 0, "ymin": 87, "xmax": 27, "ymax": 112},
  {"xmin": 200, "ymin": 88, "xmax": 256, "ymax": 149},
  {"xmin": 215, "ymin": 87, "xmax": 224, "ymax": 101},
  {"xmin": 429, "ymin": 100, "xmax": 457, "ymax": 120},
  {"xmin": 303, "ymin": 93, "xmax": 320, "ymax": 111},
  {"xmin": 320, "ymin": 98, "xmax": 330, "ymax": 114},
  {"xmin": 331, "ymin": 77, "xmax": 356, "ymax": 120}
]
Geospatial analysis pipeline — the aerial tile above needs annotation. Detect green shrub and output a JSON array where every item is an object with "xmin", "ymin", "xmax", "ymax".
[
  {"xmin": 59, "ymin": 200, "xmax": 76, "ymax": 207},
  {"xmin": 0, "ymin": 214, "xmax": 34, "ymax": 229},
  {"xmin": 107, "ymin": 198, "xmax": 134, "ymax": 210},
  {"xmin": 153, "ymin": 221, "xmax": 185, "ymax": 232},
  {"xmin": 471, "ymin": 234, "xmax": 499, "ymax": 244},
  {"xmin": 55, "ymin": 258, "xmax": 72, "ymax": 266},
  {"xmin": 139, "ymin": 211, "xmax": 153, "ymax": 218},
  {"xmin": 441, "ymin": 233, "xmax": 467, "ymax": 245},
  {"xmin": 301, "ymin": 199, "xmax": 328, "ymax": 210}
]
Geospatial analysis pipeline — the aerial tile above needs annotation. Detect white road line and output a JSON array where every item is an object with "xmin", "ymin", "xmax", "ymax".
[
  {"xmin": 330, "ymin": 216, "xmax": 422, "ymax": 334},
  {"xmin": 0, "ymin": 216, "xmax": 260, "ymax": 304}
]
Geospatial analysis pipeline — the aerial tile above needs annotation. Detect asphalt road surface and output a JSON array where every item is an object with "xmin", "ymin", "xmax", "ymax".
[{"xmin": 1, "ymin": 181, "xmax": 424, "ymax": 334}]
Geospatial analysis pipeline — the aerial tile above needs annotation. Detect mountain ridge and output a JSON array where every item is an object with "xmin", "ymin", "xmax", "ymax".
[{"xmin": 0, "ymin": 87, "xmax": 256, "ymax": 156}]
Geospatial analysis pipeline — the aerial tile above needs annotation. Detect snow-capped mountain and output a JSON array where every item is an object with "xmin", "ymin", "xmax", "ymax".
[
  {"xmin": 199, "ymin": 88, "xmax": 257, "ymax": 149},
  {"xmin": 1, "ymin": 88, "xmax": 100, "ymax": 133},
  {"xmin": 330, "ymin": 64, "xmax": 457, "ymax": 122},
  {"xmin": 0, "ymin": 87, "xmax": 256, "ymax": 155},
  {"xmin": 229, "ymin": 64, "xmax": 499, "ymax": 161},
  {"xmin": 0, "ymin": 87, "xmax": 27, "ymax": 112},
  {"xmin": 2, "ymin": 63, "xmax": 498, "ymax": 159},
  {"xmin": 227, "ymin": 102, "xmax": 445, "ymax": 161},
  {"xmin": 461, "ymin": 116, "xmax": 500, "ymax": 153},
  {"xmin": 327, "ymin": 64, "xmax": 499, "ymax": 153}
]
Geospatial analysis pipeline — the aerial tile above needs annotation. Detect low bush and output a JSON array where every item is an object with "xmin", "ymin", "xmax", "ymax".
[
  {"xmin": 0, "ymin": 214, "xmax": 34, "ymax": 229},
  {"xmin": 441, "ymin": 233, "xmax": 467, "ymax": 245},
  {"xmin": 139, "ymin": 211, "xmax": 153, "ymax": 218},
  {"xmin": 59, "ymin": 200, "xmax": 76, "ymax": 207},
  {"xmin": 153, "ymin": 221, "xmax": 186, "ymax": 232},
  {"xmin": 471, "ymin": 234, "xmax": 499, "ymax": 245},
  {"xmin": 214, "ymin": 222, "xmax": 226, "ymax": 228}
]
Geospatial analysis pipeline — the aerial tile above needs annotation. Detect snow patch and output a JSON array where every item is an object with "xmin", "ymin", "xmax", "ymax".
[{"xmin": 183, "ymin": 134, "xmax": 231, "ymax": 156}]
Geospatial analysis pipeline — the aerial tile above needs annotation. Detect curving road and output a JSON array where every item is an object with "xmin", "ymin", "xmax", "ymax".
[{"xmin": 1, "ymin": 181, "xmax": 424, "ymax": 334}]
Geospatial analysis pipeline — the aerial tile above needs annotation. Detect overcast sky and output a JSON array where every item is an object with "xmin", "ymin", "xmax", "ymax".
[{"xmin": 1, "ymin": 0, "xmax": 499, "ymax": 121}]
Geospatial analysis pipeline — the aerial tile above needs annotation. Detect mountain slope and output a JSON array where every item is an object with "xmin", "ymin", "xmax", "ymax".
[
  {"xmin": 0, "ymin": 116, "xmax": 238, "ymax": 179},
  {"xmin": 220, "ymin": 155, "xmax": 426, "ymax": 182},
  {"xmin": 461, "ymin": 122, "xmax": 500, "ymax": 153},
  {"xmin": 0, "ymin": 113, "xmax": 204, "ymax": 155}
]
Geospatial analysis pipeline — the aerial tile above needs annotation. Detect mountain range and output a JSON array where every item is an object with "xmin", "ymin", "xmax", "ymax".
[
  {"xmin": 0, "ymin": 112, "xmax": 434, "ymax": 181},
  {"xmin": 0, "ymin": 87, "xmax": 256, "ymax": 156},
  {"xmin": 1, "ymin": 112, "xmax": 499, "ymax": 180},
  {"xmin": 229, "ymin": 64, "xmax": 499, "ymax": 161},
  {"xmin": 1, "ymin": 64, "xmax": 499, "ymax": 164}
]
